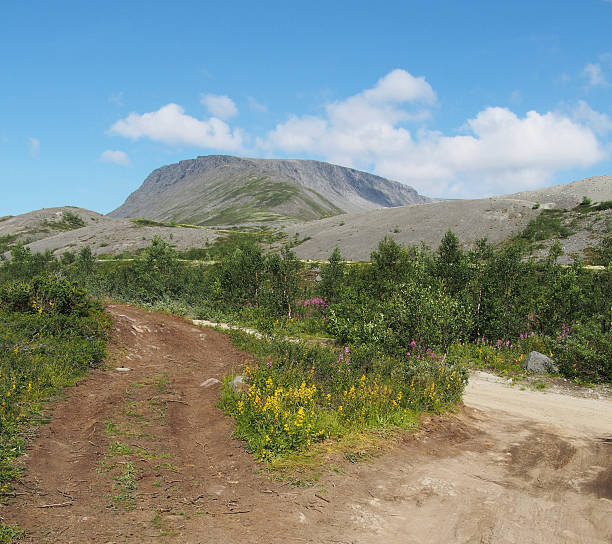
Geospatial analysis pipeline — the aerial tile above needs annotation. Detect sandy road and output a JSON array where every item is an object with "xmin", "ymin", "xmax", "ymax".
[
  {"xmin": 465, "ymin": 371, "xmax": 612, "ymax": 440},
  {"xmin": 2, "ymin": 306, "xmax": 611, "ymax": 543}
]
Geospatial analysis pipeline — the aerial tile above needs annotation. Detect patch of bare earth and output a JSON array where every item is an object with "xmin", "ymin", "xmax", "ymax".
[{"xmin": 2, "ymin": 305, "xmax": 611, "ymax": 543}]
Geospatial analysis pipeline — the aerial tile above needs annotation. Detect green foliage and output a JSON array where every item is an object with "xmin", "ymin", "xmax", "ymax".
[
  {"xmin": 318, "ymin": 246, "xmax": 345, "ymax": 303},
  {"xmin": 42, "ymin": 211, "xmax": 86, "ymax": 231},
  {"xmin": 554, "ymin": 317, "xmax": 612, "ymax": 383},
  {"xmin": 221, "ymin": 333, "xmax": 467, "ymax": 461},
  {"xmin": 0, "ymin": 235, "xmax": 19, "ymax": 255},
  {"xmin": 130, "ymin": 217, "xmax": 172, "ymax": 227},
  {"xmin": 589, "ymin": 236, "xmax": 612, "ymax": 266},
  {"xmin": 216, "ymin": 241, "xmax": 265, "ymax": 304},
  {"xmin": 0, "ymin": 523, "xmax": 25, "ymax": 543},
  {"xmin": 519, "ymin": 210, "xmax": 575, "ymax": 242},
  {"xmin": 0, "ymin": 276, "xmax": 109, "ymax": 492},
  {"xmin": 593, "ymin": 200, "xmax": 612, "ymax": 211}
]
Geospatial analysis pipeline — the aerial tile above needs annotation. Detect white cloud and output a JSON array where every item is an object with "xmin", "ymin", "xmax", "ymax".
[
  {"xmin": 248, "ymin": 96, "xmax": 268, "ymax": 113},
  {"xmin": 259, "ymin": 70, "xmax": 608, "ymax": 197},
  {"xmin": 109, "ymin": 103, "xmax": 243, "ymax": 151},
  {"xmin": 29, "ymin": 137, "xmax": 40, "ymax": 157},
  {"xmin": 99, "ymin": 149, "xmax": 130, "ymax": 166},
  {"xmin": 200, "ymin": 93, "xmax": 238, "ymax": 120},
  {"xmin": 582, "ymin": 63, "xmax": 609, "ymax": 87},
  {"xmin": 572, "ymin": 100, "xmax": 612, "ymax": 135}
]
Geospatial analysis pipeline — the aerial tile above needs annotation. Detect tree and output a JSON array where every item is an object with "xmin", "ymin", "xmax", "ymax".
[{"xmin": 318, "ymin": 246, "xmax": 345, "ymax": 303}]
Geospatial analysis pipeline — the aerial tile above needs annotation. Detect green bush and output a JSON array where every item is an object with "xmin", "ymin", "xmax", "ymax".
[{"xmin": 554, "ymin": 318, "xmax": 612, "ymax": 382}]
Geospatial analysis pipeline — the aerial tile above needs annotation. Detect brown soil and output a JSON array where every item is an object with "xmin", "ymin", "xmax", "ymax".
[{"xmin": 2, "ymin": 305, "xmax": 611, "ymax": 543}]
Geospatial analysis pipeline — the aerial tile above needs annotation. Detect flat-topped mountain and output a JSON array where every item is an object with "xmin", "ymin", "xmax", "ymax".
[{"xmin": 108, "ymin": 155, "xmax": 430, "ymax": 225}]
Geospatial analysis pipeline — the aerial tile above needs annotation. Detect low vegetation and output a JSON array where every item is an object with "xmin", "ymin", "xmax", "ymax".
[
  {"xmin": 0, "ymin": 276, "xmax": 109, "ymax": 492},
  {"xmin": 42, "ymin": 211, "xmax": 86, "ymax": 231},
  {"xmin": 0, "ymin": 223, "xmax": 609, "ymax": 537}
]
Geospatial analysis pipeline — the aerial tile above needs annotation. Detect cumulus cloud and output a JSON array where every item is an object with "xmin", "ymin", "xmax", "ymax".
[
  {"xmin": 200, "ymin": 94, "xmax": 238, "ymax": 120},
  {"xmin": 29, "ymin": 137, "xmax": 40, "ymax": 157},
  {"xmin": 109, "ymin": 103, "xmax": 243, "ymax": 151},
  {"xmin": 582, "ymin": 63, "xmax": 609, "ymax": 87},
  {"xmin": 572, "ymin": 100, "xmax": 612, "ymax": 135},
  {"xmin": 259, "ymin": 70, "xmax": 608, "ymax": 197},
  {"xmin": 99, "ymin": 149, "xmax": 130, "ymax": 165}
]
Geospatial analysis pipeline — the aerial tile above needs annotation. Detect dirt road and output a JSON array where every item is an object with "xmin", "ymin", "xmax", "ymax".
[{"xmin": 2, "ymin": 305, "xmax": 611, "ymax": 543}]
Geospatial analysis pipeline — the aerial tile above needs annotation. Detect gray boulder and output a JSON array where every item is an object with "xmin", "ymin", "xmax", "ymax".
[{"xmin": 523, "ymin": 351, "xmax": 559, "ymax": 374}]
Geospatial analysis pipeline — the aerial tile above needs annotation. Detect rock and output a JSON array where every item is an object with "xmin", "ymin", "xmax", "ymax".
[
  {"xmin": 200, "ymin": 378, "xmax": 220, "ymax": 388},
  {"xmin": 232, "ymin": 375, "xmax": 249, "ymax": 392},
  {"xmin": 115, "ymin": 367, "xmax": 132, "ymax": 372},
  {"xmin": 523, "ymin": 351, "xmax": 559, "ymax": 374}
]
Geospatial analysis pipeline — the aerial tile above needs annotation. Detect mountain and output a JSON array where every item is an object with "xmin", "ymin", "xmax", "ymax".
[
  {"xmin": 108, "ymin": 155, "xmax": 430, "ymax": 225},
  {"xmin": 3, "ymin": 175, "xmax": 609, "ymax": 264}
]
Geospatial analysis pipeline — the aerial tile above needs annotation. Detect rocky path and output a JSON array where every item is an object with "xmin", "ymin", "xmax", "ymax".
[{"xmin": 2, "ymin": 305, "xmax": 611, "ymax": 543}]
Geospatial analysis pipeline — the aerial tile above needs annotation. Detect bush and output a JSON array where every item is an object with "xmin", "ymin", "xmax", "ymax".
[
  {"xmin": 554, "ymin": 317, "xmax": 612, "ymax": 382},
  {"xmin": 0, "ymin": 274, "xmax": 93, "ymax": 316}
]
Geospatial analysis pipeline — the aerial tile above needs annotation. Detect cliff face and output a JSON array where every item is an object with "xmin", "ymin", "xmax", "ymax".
[{"xmin": 108, "ymin": 155, "xmax": 430, "ymax": 225}]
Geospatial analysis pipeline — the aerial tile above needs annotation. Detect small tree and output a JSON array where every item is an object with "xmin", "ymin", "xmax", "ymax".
[{"xmin": 318, "ymin": 246, "xmax": 345, "ymax": 303}]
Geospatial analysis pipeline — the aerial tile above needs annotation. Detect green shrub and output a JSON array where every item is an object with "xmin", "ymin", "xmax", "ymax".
[{"xmin": 554, "ymin": 318, "xmax": 612, "ymax": 382}]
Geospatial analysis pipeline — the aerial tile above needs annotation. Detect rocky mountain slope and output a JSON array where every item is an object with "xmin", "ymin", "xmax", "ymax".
[
  {"xmin": 2, "ymin": 176, "xmax": 609, "ymax": 262},
  {"xmin": 0, "ymin": 207, "xmax": 219, "ymax": 258},
  {"xmin": 283, "ymin": 175, "xmax": 612, "ymax": 261},
  {"xmin": 108, "ymin": 155, "xmax": 430, "ymax": 225}
]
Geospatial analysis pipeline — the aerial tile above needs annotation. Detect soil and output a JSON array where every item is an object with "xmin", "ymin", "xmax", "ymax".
[{"xmin": 2, "ymin": 305, "xmax": 611, "ymax": 543}]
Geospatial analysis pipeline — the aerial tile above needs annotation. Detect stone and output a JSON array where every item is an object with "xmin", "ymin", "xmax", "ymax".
[
  {"xmin": 200, "ymin": 378, "xmax": 220, "ymax": 388},
  {"xmin": 232, "ymin": 375, "xmax": 249, "ymax": 392},
  {"xmin": 523, "ymin": 351, "xmax": 559, "ymax": 374}
]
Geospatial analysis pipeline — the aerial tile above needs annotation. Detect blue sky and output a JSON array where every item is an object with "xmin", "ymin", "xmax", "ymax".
[{"xmin": 1, "ymin": 0, "xmax": 611, "ymax": 217}]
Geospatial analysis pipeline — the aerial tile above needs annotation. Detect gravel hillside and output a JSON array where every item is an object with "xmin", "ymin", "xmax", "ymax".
[{"xmin": 284, "ymin": 175, "xmax": 612, "ymax": 260}]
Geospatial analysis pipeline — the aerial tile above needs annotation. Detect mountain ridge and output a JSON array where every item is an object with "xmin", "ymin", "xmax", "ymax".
[{"xmin": 108, "ymin": 155, "xmax": 430, "ymax": 225}]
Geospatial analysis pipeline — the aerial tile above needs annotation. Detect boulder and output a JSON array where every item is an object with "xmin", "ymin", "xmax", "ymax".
[{"xmin": 523, "ymin": 351, "xmax": 559, "ymax": 374}]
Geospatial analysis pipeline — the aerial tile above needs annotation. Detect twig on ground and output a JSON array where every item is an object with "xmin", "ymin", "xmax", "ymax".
[
  {"xmin": 221, "ymin": 510, "xmax": 250, "ymax": 514},
  {"xmin": 36, "ymin": 501, "xmax": 73, "ymax": 508}
]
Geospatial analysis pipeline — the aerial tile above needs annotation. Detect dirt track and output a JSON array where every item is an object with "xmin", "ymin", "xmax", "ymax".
[{"xmin": 2, "ymin": 305, "xmax": 611, "ymax": 543}]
